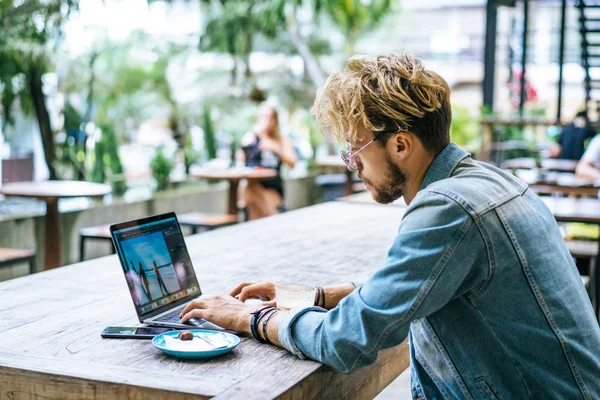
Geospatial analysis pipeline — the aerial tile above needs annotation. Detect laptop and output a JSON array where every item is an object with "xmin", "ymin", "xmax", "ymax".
[{"xmin": 110, "ymin": 212, "xmax": 225, "ymax": 331}]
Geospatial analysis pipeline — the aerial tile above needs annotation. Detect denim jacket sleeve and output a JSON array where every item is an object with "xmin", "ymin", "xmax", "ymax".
[{"xmin": 277, "ymin": 191, "xmax": 487, "ymax": 373}]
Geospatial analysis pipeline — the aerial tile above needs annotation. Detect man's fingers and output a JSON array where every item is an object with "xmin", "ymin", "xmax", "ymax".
[
  {"xmin": 179, "ymin": 299, "xmax": 204, "ymax": 318},
  {"xmin": 230, "ymin": 281, "xmax": 255, "ymax": 297},
  {"xmin": 238, "ymin": 286, "xmax": 254, "ymax": 303},
  {"xmin": 238, "ymin": 284, "xmax": 266, "ymax": 302},
  {"xmin": 181, "ymin": 309, "xmax": 205, "ymax": 323},
  {"xmin": 238, "ymin": 282, "xmax": 274, "ymax": 303}
]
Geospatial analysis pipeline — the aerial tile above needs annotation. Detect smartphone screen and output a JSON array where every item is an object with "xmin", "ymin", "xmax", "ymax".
[
  {"xmin": 102, "ymin": 326, "xmax": 174, "ymax": 338},
  {"xmin": 134, "ymin": 327, "xmax": 173, "ymax": 335},
  {"xmin": 103, "ymin": 327, "xmax": 137, "ymax": 335}
]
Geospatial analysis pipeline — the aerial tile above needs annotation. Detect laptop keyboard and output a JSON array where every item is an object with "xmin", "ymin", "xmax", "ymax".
[{"xmin": 154, "ymin": 308, "xmax": 205, "ymax": 326}]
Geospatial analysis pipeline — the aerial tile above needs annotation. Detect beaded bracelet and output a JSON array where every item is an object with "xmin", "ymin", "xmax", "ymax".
[
  {"xmin": 315, "ymin": 285, "xmax": 323, "ymax": 307},
  {"xmin": 250, "ymin": 306, "xmax": 274, "ymax": 343},
  {"xmin": 261, "ymin": 308, "xmax": 278, "ymax": 345},
  {"xmin": 314, "ymin": 285, "xmax": 325, "ymax": 308}
]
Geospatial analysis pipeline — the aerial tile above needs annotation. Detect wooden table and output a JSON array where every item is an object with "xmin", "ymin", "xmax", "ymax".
[
  {"xmin": 190, "ymin": 167, "xmax": 277, "ymax": 215},
  {"xmin": 529, "ymin": 184, "xmax": 599, "ymax": 198},
  {"xmin": 540, "ymin": 159, "xmax": 578, "ymax": 173},
  {"xmin": 515, "ymin": 170, "xmax": 599, "ymax": 198},
  {"xmin": 541, "ymin": 197, "xmax": 600, "ymax": 320},
  {"xmin": 315, "ymin": 156, "xmax": 355, "ymax": 196},
  {"xmin": 479, "ymin": 117, "xmax": 555, "ymax": 162},
  {"xmin": 501, "ymin": 158, "xmax": 578, "ymax": 175},
  {"xmin": 501, "ymin": 157, "xmax": 537, "ymax": 171},
  {"xmin": 0, "ymin": 181, "xmax": 111, "ymax": 270},
  {"xmin": 0, "ymin": 202, "xmax": 410, "ymax": 399}
]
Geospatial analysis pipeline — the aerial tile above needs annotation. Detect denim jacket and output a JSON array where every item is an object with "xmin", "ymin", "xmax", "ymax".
[{"xmin": 278, "ymin": 143, "xmax": 600, "ymax": 399}]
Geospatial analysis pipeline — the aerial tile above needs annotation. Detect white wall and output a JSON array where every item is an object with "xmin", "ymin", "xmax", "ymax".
[{"xmin": 8, "ymin": 114, "xmax": 49, "ymax": 181}]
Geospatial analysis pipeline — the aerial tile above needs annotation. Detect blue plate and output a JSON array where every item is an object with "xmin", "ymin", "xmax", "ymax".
[{"xmin": 152, "ymin": 329, "xmax": 240, "ymax": 359}]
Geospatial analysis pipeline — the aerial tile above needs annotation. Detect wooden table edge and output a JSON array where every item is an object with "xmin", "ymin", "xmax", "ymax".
[
  {"xmin": 0, "ymin": 365, "xmax": 211, "ymax": 400},
  {"xmin": 212, "ymin": 340, "xmax": 410, "ymax": 400}
]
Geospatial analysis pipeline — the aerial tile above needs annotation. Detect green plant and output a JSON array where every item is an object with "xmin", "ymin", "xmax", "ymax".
[
  {"xmin": 183, "ymin": 134, "xmax": 198, "ymax": 174},
  {"xmin": 102, "ymin": 124, "xmax": 127, "ymax": 196},
  {"xmin": 56, "ymin": 101, "xmax": 87, "ymax": 179},
  {"xmin": 450, "ymin": 107, "xmax": 479, "ymax": 152},
  {"xmin": 150, "ymin": 146, "xmax": 174, "ymax": 192},
  {"xmin": 91, "ymin": 136, "xmax": 106, "ymax": 184},
  {"xmin": 298, "ymin": 108, "xmax": 323, "ymax": 160},
  {"xmin": 203, "ymin": 104, "xmax": 218, "ymax": 160},
  {"xmin": 91, "ymin": 123, "xmax": 127, "ymax": 196},
  {"xmin": 321, "ymin": 0, "xmax": 394, "ymax": 55}
]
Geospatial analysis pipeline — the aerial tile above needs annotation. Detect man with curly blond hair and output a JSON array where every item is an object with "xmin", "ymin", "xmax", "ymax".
[{"xmin": 181, "ymin": 54, "xmax": 600, "ymax": 399}]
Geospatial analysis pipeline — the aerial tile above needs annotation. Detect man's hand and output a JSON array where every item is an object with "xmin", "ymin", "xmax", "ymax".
[
  {"xmin": 229, "ymin": 281, "xmax": 359, "ymax": 310},
  {"xmin": 230, "ymin": 281, "xmax": 277, "ymax": 306},
  {"xmin": 179, "ymin": 294, "xmax": 255, "ymax": 334}
]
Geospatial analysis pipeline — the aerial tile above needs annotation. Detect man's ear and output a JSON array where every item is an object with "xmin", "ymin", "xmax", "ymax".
[{"xmin": 390, "ymin": 132, "xmax": 413, "ymax": 160}]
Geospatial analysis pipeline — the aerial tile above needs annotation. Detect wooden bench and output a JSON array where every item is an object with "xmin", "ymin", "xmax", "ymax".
[
  {"xmin": 566, "ymin": 239, "xmax": 598, "ymax": 258},
  {"xmin": 565, "ymin": 239, "xmax": 598, "ymax": 292},
  {"xmin": 177, "ymin": 212, "xmax": 238, "ymax": 234},
  {"xmin": 79, "ymin": 224, "xmax": 114, "ymax": 262},
  {"xmin": 0, "ymin": 248, "xmax": 36, "ymax": 274},
  {"xmin": 80, "ymin": 213, "xmax": 238, "ymax": 261},
  {"xmin": 501, "ymin": 157, "xmax": 537, "ymax": 172}
]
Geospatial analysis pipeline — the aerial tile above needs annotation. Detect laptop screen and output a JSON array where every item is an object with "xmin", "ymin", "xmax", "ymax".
[{"xmin": 111, "ymin": 214, "xmax": 201, "ymax": 317}]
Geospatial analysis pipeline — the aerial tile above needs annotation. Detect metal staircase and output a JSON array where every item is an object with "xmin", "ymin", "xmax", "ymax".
[{"xmin": 577, "ymin": 0, "xmax": 600, "ymax": 114}]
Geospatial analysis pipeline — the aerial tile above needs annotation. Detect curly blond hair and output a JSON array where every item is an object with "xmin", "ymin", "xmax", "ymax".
[{"xmin": 311, "ymin": 54, "xmax": 452, "ymax": 154}]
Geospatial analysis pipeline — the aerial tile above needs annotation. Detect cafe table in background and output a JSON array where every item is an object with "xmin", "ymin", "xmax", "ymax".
[
  {"xmin": 190, "ymin": 166, "xmax": 277, "ymax": 215},
  {"xmin": 0, "ymin": 180, "xmax": 111, "ymax": 270}
]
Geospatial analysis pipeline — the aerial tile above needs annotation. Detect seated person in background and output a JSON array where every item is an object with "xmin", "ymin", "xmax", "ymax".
[
  {"xmin": 576, "ymin": 133, "xmax": 600, "ymax": 180},
  {"xmin": 549, "ymin": 111, "xmax": 596, "ymax": 160},
  {"xmin": 238, "ymin": 103, "xmax": 297, "ymax": 220}
]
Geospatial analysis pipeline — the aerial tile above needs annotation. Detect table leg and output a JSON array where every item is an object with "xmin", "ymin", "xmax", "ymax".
[
  {"xmin": 228, "ymin": 180, "xmax": 240, "ymax": 216},
  {"xmin": 28, "ymin": 255, "xmax": 35, "ymax": 274},
  {"xmin": 44, "ymin": 200, "xmax": 62, "ymax": 270}
]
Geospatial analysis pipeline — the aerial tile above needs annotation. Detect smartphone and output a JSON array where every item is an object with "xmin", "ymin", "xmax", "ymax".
[{"xmin": 101, "ymin": 326, "xmax": 175, "ymax": 339}]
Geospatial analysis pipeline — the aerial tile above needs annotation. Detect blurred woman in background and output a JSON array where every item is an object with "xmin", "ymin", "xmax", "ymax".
[{"xmin": 238, "ymin": 103, "xmax": 297, "ymax": 220}]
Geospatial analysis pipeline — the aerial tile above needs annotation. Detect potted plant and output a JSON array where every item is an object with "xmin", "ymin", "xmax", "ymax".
[{"xmin": 150, "ymin": 146, "xmax": 174, "ymax": 191}]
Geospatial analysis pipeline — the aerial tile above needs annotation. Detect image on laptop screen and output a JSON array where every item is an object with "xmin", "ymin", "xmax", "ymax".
[{"xmin": 112, "ymin": 215, "xmax": 200, "ymax": 316}]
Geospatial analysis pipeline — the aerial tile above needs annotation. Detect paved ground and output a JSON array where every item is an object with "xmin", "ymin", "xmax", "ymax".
[{"xmin": 375, "ymin": 368, "xmax": 412, "ymax": 399}]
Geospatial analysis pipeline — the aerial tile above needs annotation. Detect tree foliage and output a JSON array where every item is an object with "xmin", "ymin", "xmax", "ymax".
[
  {"xmin": 202, "ymin": 104, "xmax": 217, "ymax": 160},
  {"xmin": 0, "ymin": 0, "xmax": 78, "ymax": 179}
]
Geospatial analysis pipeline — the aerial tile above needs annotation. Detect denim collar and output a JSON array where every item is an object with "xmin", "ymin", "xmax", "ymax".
[{"xmin": 420, "ymin": 143, "xmax": 470, "ymax": 190}]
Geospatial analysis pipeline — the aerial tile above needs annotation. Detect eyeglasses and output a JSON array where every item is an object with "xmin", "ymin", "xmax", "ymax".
[{"xmin": 339, "ymin": 129, "xmax": 400, "ymax": 171}]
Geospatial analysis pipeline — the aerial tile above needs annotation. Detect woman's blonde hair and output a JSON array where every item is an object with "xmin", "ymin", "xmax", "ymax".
[
  {"xmin": 260, "ymin": 103, "xmax": 281, "ymax": 140},
  {"xmin": 311, "ymin": 54, "xmax": 451, "ymax": 154}
]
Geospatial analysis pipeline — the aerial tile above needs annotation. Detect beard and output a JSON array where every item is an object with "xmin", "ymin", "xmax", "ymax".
[{"xmin": 362, "ymin": 154, "xmax": 406, "ymax": 204}]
